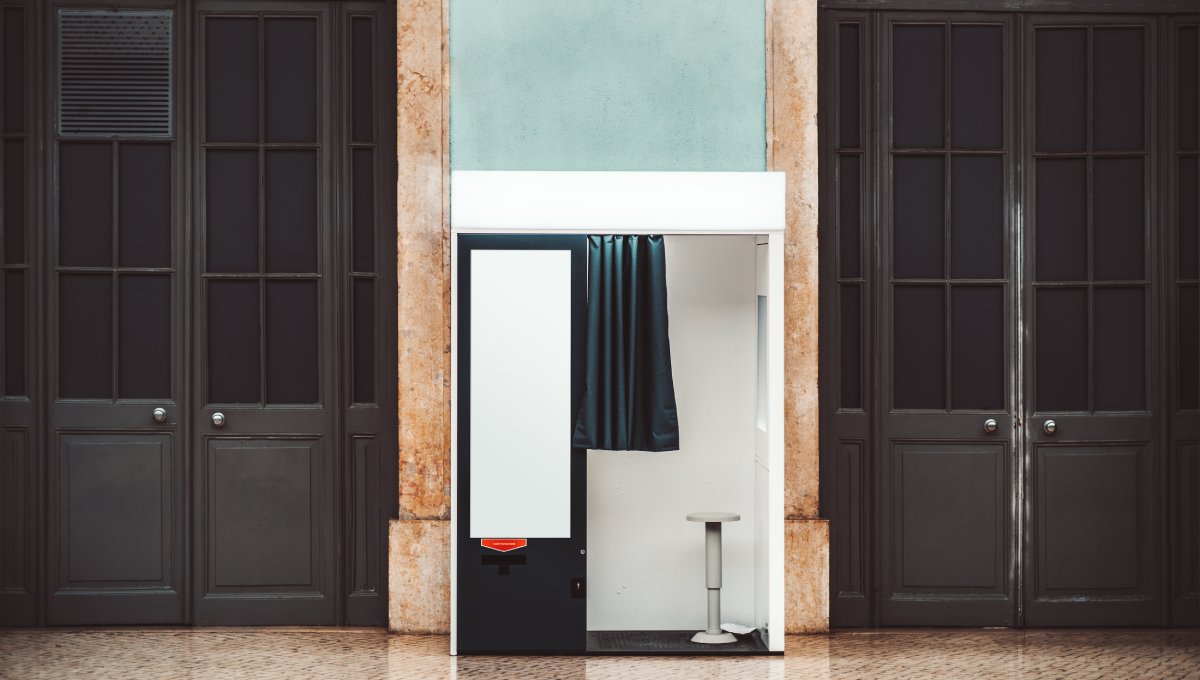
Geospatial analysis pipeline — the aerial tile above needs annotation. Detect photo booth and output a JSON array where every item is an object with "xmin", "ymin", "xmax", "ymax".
[{"xmin": 449, "ymin": 171, "xmax": 786, "ymax": 655}]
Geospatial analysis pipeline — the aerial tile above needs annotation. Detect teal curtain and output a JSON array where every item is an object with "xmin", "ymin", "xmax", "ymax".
[{"xmin": 572, "ymin": 235, "xmax": 680, "ymax": 452}]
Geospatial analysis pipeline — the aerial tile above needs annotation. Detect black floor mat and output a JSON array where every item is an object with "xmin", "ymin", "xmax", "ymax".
[{"xmin": 585, "ymin": 629, "xmax": 772, "ymax": 655}]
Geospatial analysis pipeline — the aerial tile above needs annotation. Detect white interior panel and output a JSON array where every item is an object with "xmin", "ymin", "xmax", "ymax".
[
  {"xmin": 469, "ymin": 249, "xmax": 572, "ymax": 538},
  {"xmin": 587, "ymin": 235, "xmax": 758, "ymax": 630}
]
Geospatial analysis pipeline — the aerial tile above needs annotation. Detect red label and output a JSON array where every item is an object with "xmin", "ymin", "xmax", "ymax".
[{"xmin": 481, "ymin": 538, "xmax": 528, "ymax": 553}]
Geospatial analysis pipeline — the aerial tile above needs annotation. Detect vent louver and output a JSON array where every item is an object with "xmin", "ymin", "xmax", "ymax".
[{"xmin": 58, "ymin": 9, "xmax": 173, "ymax": 137}]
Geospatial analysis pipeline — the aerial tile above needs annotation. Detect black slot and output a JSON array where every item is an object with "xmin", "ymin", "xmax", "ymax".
[{"xmin": 481, "ymin": 554, "xmax": 526, "ymax": 575}]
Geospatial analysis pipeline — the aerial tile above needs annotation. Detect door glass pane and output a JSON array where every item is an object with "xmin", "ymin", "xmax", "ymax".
[
  {"xmin": 118, "ymin": 275, "xmax": 170, "ymax": 399},
  {"xmin": 1093, "ymin": 287, "xmax": 1145, "ymax": 411},
  {"xmin": 3, "ymin": 140, "xmax": 24, "ymax": 264},
  {"xmin": 266, "ymin": 280, "xmax": 318, "ymax": 404},
  {"xmin": 265, "ymin": 18, "xmax": 317, "ymax": 144},
  {"xmin": 1093, "ymin": 28, "xmax": 1144, "ymax": 152},
  {"xmin": 894, "ymin": 285, "xmax": 945, "ymax": 409},
  {"xmin": 59, "ymin": 143, "xmax": 112, "ymax": 268},
  {"xmin": 208, "ymin": 280, "xmax": 260, "ymax": 404},
  {"xmin": 118, "ymin": 144, "xmax": 171, "ymax": 268},
  {"xmin": 352, "ymin": 148, "xmax": 375, "ymax": 273},
  {"xmin": 205, "ymin": 18, "xmax": 258, "ymax": 143},
  {"xmin": 353, "ymin": 278, "xmax": 374, "ymax": 404},
  {"xmin": 4, "ymin": 270, "xmax": 24, "ymax": 396},
  {"xmin": 951, "ymin": 155, "xmax": 1003, "ymax": 279},
  {"xmin": 3, "ymin": 7, "xmax": 25, "ymax": 134},
  {"xmin": 894, "ymin": 156, "xmax": 944, "ymax": 279},
  {"xmin": 265, "ymin": 150, "xmax": 317, "ymax": 273},
  {"xmin": 1180, "ymin": 156, "xmax": 1198, "ymax": 280},
  {"xmin": 1035, "ymin": 287, "xmax": 1087, "ymax": 412},
  {"xmin": 893, "ymin": 25, "xmax": 944, "ymax": 149},
  {"xmin": 351, "ymin": 17, "xmax": 374, "ymax": 143},
  {"xmin": 951, "ymin": 286, "xmax": 1003, "ymax": 410},
  {"xmin": 841, "ymin": 283, "xmax": 862, "ymax": 410},
  {"xmin": 951, "ymin": 25, "xmax": 1002, "ymax": 150},
  {"xmin": 1035, "ymin": 159, "xmax": 1087, "ymax": 281},
  {"xmin": 206, "ymin": 150, "xmax": 258, "ymax": 274},
  {"xmin": 838, "ymin": 23, "xmax": 860, "ymax": 149},
  {"xmin": 1180, "ymin": 26, "xmax": 1198, "ymax": 151},
  {"xmin": 1036, "ymin": 28, "xmax": 1086, "ymax": 152},
  {"xmin": 1093, "ymin": 158, "xmax": 1144, "ymax": 281},
  {"xmin": 839, "ymin": 154, "xmax": 861, "ymax": 278},
  {"xmin": 1180, "ymin": 285, "xmax": 1199, "ymax": 410},
  {"xmin": 61, "ymin": 273, "xmax": 113, "ymax": 399}
]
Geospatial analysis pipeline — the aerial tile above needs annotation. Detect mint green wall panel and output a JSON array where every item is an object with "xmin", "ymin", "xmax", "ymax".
[{"xmin": 449, "ymin": 0, "xmax": 766, "ymax": 171}]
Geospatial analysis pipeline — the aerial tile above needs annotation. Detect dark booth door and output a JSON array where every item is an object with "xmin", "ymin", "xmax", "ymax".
[{"xmin": 456, "ymin": 235, "xmax": 588, "ymax": 653}]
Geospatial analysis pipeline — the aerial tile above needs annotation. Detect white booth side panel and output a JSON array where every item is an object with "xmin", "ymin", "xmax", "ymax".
[{"xmin": 469, "ymin": 249, "xmax": 572, "ymax": 538}]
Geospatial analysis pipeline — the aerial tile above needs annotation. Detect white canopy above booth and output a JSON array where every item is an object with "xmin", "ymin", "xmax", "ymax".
[{"xmin": 450, "ymin": 171, "xmax": 786, "ymax": 234}]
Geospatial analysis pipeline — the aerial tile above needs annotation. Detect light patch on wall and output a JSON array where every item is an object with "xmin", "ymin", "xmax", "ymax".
[{"xmin": 449, "ymin": 0, "xmax": 766, "ymax": 171}]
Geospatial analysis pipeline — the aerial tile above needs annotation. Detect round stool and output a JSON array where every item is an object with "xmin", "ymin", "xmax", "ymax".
[{"xmin": 686, "ymin": 511, "xmax": 741, "ymax": 644}]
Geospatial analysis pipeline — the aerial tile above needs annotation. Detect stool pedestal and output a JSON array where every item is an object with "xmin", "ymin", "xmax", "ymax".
[{"xmin": 686, "ymin": 512, "xmax": 741, "ymax": 644}]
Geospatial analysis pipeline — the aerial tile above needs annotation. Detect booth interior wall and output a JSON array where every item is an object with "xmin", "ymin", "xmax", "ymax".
[{"xmin": 586, "ymin": 235, "xmax": 759, "ymax": 631}]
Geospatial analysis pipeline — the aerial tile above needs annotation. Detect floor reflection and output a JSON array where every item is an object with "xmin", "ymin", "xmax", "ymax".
[{"xmin": 0, "ymin": 627, "xmax": 1195, "ymax": 679}]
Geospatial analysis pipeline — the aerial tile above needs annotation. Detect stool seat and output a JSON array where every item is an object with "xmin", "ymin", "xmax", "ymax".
[{"xmin": 687, "ymin": 512, "xmax": 740, "ymax": 523}]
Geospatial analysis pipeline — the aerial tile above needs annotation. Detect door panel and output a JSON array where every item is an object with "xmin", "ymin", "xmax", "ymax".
[
  {"xmin": 205, "ymin": 439, "xmax": 326, "ymax": 590},
  {"xmin": 45, "ymin": 7, "xmax": 184, "ymax": 625},
  {"xmin": 1023, "ymin": 16, "xmax": 1160, "ymax": 626},
  {"xmin": 890, "ymin": 443, "xmax": 1007, "ymax": 591},
  {"xmin": 48, "ymin": 433, "xmax": 182, "ymax": 624},
  {"xmin": 877, "ymin": 13, "xmax": 1017, "ymax": 627},
  {"xmin": 62, "ymin": 435, "xmax": 173, "ymax": 584},
  {"xmin": 193, "ymin": 2, "xmax": 337, "ymax": 625}
]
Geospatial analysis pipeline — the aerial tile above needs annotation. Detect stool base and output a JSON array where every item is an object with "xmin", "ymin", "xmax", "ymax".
[{"xmin": 690, "ymin": 631, "xmax": 738, "ymax": 644}]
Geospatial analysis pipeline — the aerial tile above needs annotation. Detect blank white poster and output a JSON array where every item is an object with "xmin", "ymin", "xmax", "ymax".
[{"xmin": 469, "ymin": 249, "xmax": 572, "ymax": 538}]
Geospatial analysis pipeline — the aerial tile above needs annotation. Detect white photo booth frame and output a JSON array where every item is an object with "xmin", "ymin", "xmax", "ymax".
[{"xmin": 449, "ymin": 171, "xmax": 787, "ymax": 654}]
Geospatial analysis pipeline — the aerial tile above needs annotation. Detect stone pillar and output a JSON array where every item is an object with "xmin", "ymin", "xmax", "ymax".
[
  {"xmin": 768, "ymin": 0, "xmax": 831, "ymax": 634},
  {"xmin": 390, "ymin": 0, "xmax": 452, "ymax": 634}
]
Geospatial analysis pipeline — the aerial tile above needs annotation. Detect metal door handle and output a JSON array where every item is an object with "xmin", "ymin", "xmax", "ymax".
[
  {"xmin": 152, "ymin": 407, "xmax": 167, "ymax": 423},
  {"xmin": 983, "ymin": 418, "xmax": 998, "ymax": 434},
  {"xmin": 1043, "ymin": 419, "xmax": 1056, "ymax": 435},
  {"xmin": 211, "ymin": 412, "xmax": 226, "ymax": 428}
]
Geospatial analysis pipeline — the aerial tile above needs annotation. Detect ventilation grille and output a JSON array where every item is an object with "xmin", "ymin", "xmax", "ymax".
[{"xmin": 59, "ymin": 10, "xmax": 173, "ymax": 137}]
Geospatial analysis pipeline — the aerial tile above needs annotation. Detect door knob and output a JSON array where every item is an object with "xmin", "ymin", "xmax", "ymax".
[
  {"xmin": 983, "ymin": 418, "xmax": 998, "ymax": 434},
  {"xmin": 1043, "ymin": 419, "xmax": 1056, "ymax": 435},
  {"xmin": 152, "ymin": 407, "xmax": 167, "ymax": 423},
  {"xmin": 211, "ymin": 412, "xmax": 226, "ymax": 428}
]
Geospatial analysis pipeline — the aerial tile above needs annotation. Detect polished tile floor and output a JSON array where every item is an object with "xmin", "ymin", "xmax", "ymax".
[{"xmin": 1, "ymin": 628, "xmax": 1198, "ymax": 679}]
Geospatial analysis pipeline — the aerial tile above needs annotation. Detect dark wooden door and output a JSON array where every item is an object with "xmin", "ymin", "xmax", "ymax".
[
  {"xmin": 192, "ymin": 2, "xmax": 339, "ymax": 625},
  {"xmin": 821, "ymin": 5, "xmax": 1194, "ymax": 628},
  {"xmin": 876, "ymin": 14, "xmax": 1017, "ymax": 626},
  {"xmin": 1022, "ymin": 16, "xmax": 1161, "ymax": 626},
  {"xmin": 21, "ymin": 0, "xmax": 394, "ymax": 628},
  {"xmin": 46, "ymin": 8, "xmax": 186, "ymax": 626},
  {"xmin": 455, "ymin": 235, "xmax": 588, "ymax": 653}
]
